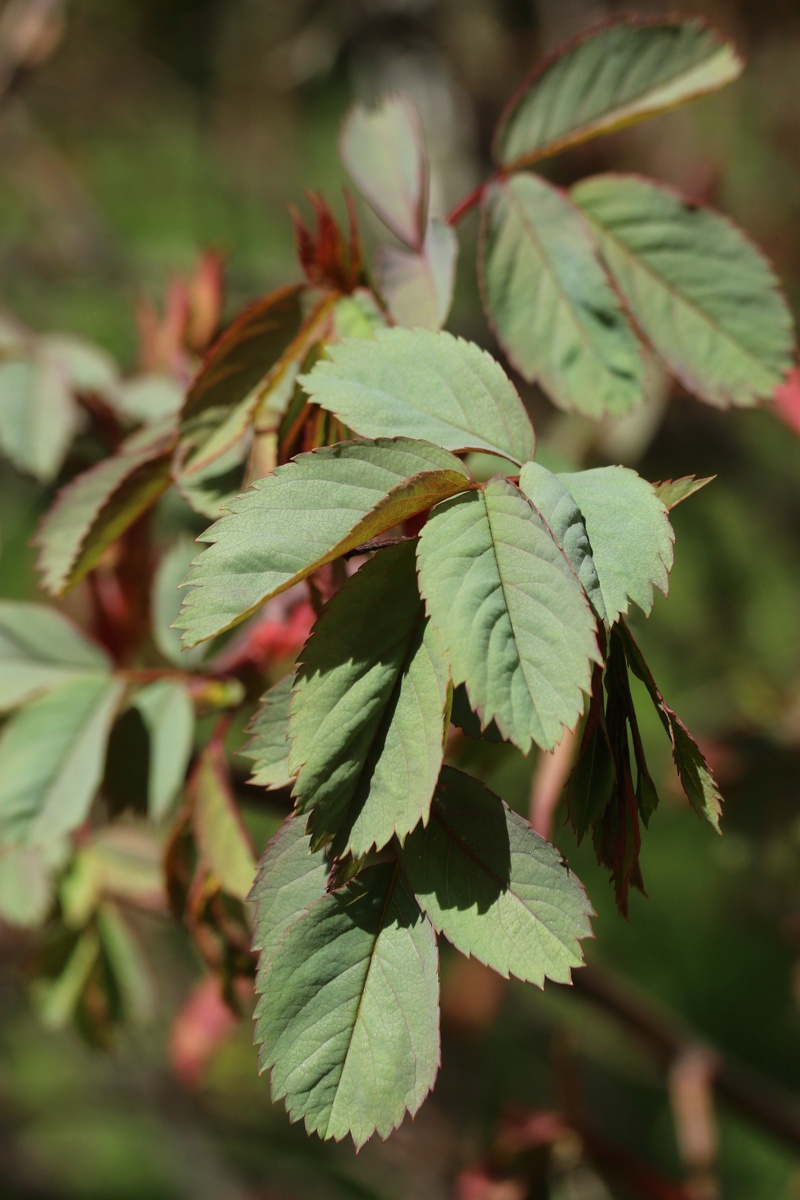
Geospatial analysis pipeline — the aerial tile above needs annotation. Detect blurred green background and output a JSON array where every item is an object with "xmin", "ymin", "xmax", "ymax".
[{"xmin": 1, "ymin": 1, "xmax": 799, "ymax": 1197}]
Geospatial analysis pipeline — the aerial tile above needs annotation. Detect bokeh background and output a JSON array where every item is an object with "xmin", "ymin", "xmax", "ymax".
[{"xmin": 1, "ymin": 1, "xmax": 800, "ymax": 1197}]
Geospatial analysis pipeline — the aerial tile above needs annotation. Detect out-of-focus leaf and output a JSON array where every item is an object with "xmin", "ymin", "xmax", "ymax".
[
  {"xmin": 113, "ymin": 374, "xmax": 184, "ymax": 424},
  {"xmin": 176, "ymin": 434, "xmax": 249, "ymax": 519},
  {"xmin": 375, "ymin": 219, "xmax": 458, "ymax": 330},
  {"xmin": 35, "ymin": 929, "xmax": 100, "ymax": 1030},
  {"xmin": 289, "ymin": 542, "xmax": 450, "ymax": 856},
  {"xmin": 0, "ymin": 601, "xmax": 110, "ymax": 711},
  {"xmin": 61, "ymin": 824, "xmax": 166, "ymax": 927},
  {"xmin": 480, "ymin": 173, "xmax": 644, "ymax": 416},
  {"xmin": 0, "ymin": 353, "xmax": 80, "ymax": 483},
  {"xmin": 450, "ymin": 683, "xmax": 504, "ymax": 743},
  {"xmin": 495, "ymin": 19, "xmax": 742, "ymax": 170},
  {"xmin": 332, "ymin": 289, "xmax": 388, "ymax": 340},
  {"xmin": 250, "ymin": 813, "xmax": 329, "ymax": 969},
  {"xmin": 652, "ymin": 475, "xmax": 714, "ymax": 510},
  {"xmin": 0, "ymin": 677, "xmax": 124, "ymax": 847},
  {"xmin": 775, "ymin": 365, "xmax": 800, "ymax": 436},
  {"xmin": 97, "ymin": 901, "xmax": 156, "ymax": 1024},
  {"xmin": 151, "ymin": 536, "xmax": 207, "ymax": 668},
  {"xmin": 132, "ymin": 680, "xmax": 195, "ymax": 822},
  {"xmin": 302, "ymin": 329, "xmax": 535, "ymax": 463},
  {"xmin": 401, "ymin": 767, "xmax": 592, "ymax": 984},
  {"xmin": 242, "ymin": 674, "xmax": 294, "ymax": 790},
  {"xmin": 573, "ymin": 175, "xmax": 795, "ymax": 408},
  {"xmin": 558, "ymin": 466, "xmax": 673, "ymax": 623},
  {"xmin": 189, "ymin": 743, "xmax": 257, "ymax": 902},
  {"xmin": 0, "ymin": 844, "xmax": 54, "ymax": 927},
  {"xmin": 254, "ymin": 862, "xmax": 439, "ymax": 1147},
  {"xmin": 36, "ymin": 423, "xmax": 175, "ymax": 596},
  {"xmin": 417, "ymin": 477, "xmax": 599, "ymax": 753},
  {"xmin": 340, "ymin": 96, "xmax": 427, "ymax": 248},
  {"xmin": 176, "ymin": 438, "xmax": 473, "ymax": 647}
]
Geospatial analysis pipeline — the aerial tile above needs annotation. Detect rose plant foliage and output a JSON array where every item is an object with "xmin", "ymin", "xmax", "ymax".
[{"xmin": 0, "ymin": 18, "xmax": 795, "ymax": 1148}]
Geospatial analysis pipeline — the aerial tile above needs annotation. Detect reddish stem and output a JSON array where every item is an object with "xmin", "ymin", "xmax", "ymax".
[{"xmin": 446, "ymin": 179, "xmax": 490, "ymax": 227}]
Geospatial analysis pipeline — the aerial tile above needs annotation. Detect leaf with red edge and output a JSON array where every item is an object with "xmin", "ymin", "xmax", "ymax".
[
  {"xmin": 189, "ymin": 743, "xmax": 257, "ymax": 903},
  {"xmin": 292, "ymin": 192, "xmax": 361, "ymax": 292},
  {"xmin": 652, "ymin": 476, "xmax": 714, "ymax": 510},
  {"xmin": 775, "ymin": 366, "xmax": 800, "ymax": 437}
]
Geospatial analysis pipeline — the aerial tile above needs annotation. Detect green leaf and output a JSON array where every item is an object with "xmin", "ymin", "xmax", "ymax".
[
  {"xmin": 254, "ymin": 861, "xmax": 439, "ymax": 1147},
  {"xmin": 573, "ymin": 175, "xmax": 795, "ymax": 408},
  {"xmin": 331, "ymin": 289, "xmax": 388, "ymax": 340},
  {"xmin": 480, "ymin": 174, "xmax": 644, "ymax": 416},
  {"xmin": 96, "ymin": 901, "xmax": 156, "ymax": 1025},
  {"xmin": 177, "ymin": 437, "xmax": 473, "ymax": 646},
  {"xmin": 112, "ymin": 373, "xmax": 184, "ymax": 424},
  {"xmin": 495, "ymin": 19, "xmax": 742, "ymax": 170},
  {"xmin": 518, "ymin": 462, "xmax": 606, "ymax": 622},
  {"xmin": 340, "ymin": 96, "xmax": 427, "ymax": 248},
  {"xmin": 36, "ymin": 424, "xmax": 174, "ymax": 596},
  {"xmin": 402, "ymin": 767, "xmax": 592, "ymax": 985},
  {"xmin": 289, "ymin": 541, "xmax": 451, "ymax": 856},
  {"xmin": 189, "ymin": 743, "xmax": 257, "ymax": 902},
  {"xmin": 250, "ymin": 812, "xmax": 329, "ymax": 968},
  {"xmin": 242, "ymin": 674, "xmax": 294, "ymax": 789},
  {"xmin": 557, "ymin": 466, "xmax": 674, "ymax": 623},
  {"xmin": 0, "ymin": 601, "xmax": 111, "ymax": 711},
  {"xmin": 375, "ymin": 219, "xmax": 458, "ymax": 331},
  {"xmin": 176, "ymin": 434, "xmax": 249, "ymax": 519},
  {"xmin": 302, "ymin": 328, "xmax": 535, "ymax": 464},
  {"xmin": 0, "ymin": 844, "xmax": 55, "ymax": 927},
  {"xmin": 0, "ymin": 353, "xmax": 80, "ymax": 483},
  {"xmin": 416, "ymin": 477, "xmax": 599, "ymax": 753},
  {"xmin": 132, "ymin": 680, "xmax": 195, "ymax": 822},
  {"xmin": 151, "ymin": 536, "xmax": 207, "ymax": 668},
  {"xmin": 652, "ymin": 475, "xmax": 715, "ymax": 510},
  {"xmin": 0, "ymin": 677, "xmax": 124, "ymax": 847}
]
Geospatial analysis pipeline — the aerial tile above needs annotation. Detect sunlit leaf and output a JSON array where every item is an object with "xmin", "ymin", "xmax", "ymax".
[
  {"xmin": 652, "ymin": 475, "xmax": 714, "ymax": 510},
  {"xmin": 189, "ymin": 743, "xmax": 257, "ymax": 902},
  {"xmin": 254, "ymin": 861, "xmax": 439, "ymax": 1147},
  {"xmin": 416, "ymin": 477, "xmax": 599, "ymax": 753},
  {"xmin": 375, "ymin": 219, "xmax": 458, "ymax": 330},
  {"xmin": 573, "ymin": 175, "xmax": 795, "ymax": 408},
  {"xmin": 132, "ymin": 680, "xmax": 195, "ymax": 822},
  {"xmin": 289, "ymin": 542, "xmax": 450, "ymax": 856},
  {"xmin": 495, "ymin": 19, "xmax": 742, "ymax": 170},
  {"xmin": 242, "ymin": 674, "xmax": 294, "ymax": 790},
  {"xmin": 402, "ymin": 767, "xmax": 592, "ymax": 984},
  {"xmin": 481, "ymin": 174, "xmax": 644, "ymax": 416},
  {"xmin": 301, "ymin": 329, "xmax": 535, "ymax": 463},
  {"xmin": 176, "ymin": 437, "xmax": 473, "ymax": 646},
  {"xmin": 0, "ymin": 601, "xmax": 110, "ymax": 711},
  {"xmin": 250, "ymin": 812, "xmax": 329, "ymax": 968}
]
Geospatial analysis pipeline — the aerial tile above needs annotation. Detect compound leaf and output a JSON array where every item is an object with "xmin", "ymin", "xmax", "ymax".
[
  {"xmin": 375, "ymin": 219, "xmax": 458, "ymax": 330},
  {"xmin": 254, "ymin": 861, "xmax": 439, "ymax": 1148},
  {"xmin": 481, "ymin": 174, "xmax": 644, "ymax": 416},
  {"xmin": 416, "ymin": 477, "xmax": 599, "ymax": 753},
  {"xmin": 289, "ymin": 541, "xmax": 450, "ymax": 856},
  {"xmin": 573, "ymin": 175, "xmax": 795, "ymax": 408},
  {"xmin": 0, "ymin": 601, "xmax": 111, "ymax": 711},
  {"xmin": 242, "ymin": 674, "xmax": 294, "ymax": 790},
  {"xmin": 340, "ymin": 96, "xmax": 427, "ymax": 248},
  {"xmin": 495, "ymin": 19, "xmax": 742, "ymax": 170},
  {"xmin": 250, "ymin": 812, "xmax": 329, "ymax": 970},
  {"xmin": 402, "ymin": 767, "xmax": 592, "ymax": 985},
  {"xmin": 177, "ymin": 437, "xmax": 473, "ymax": 646},
  {"xmin": 301, "ymin": 329, "xmax": 535, "ymax": 464}
]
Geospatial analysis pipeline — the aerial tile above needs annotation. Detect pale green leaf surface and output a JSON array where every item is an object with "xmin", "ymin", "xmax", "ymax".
[
  {"xmin": 416, "ymin": 477, "xmax": 599, "ymax": 753},
  {"xmin": 402, "ymin": 767, "xmax": 592, "ymax": 984},
  {"xmin": 132, "ymin": 680, "xmax": 194, "ymax": 822},
  {"xmin": 0, "ymin": 354, "xmax": 80, "ymax": 483},
  {"xmin": 481, "ymin": 174, "xmax": 644, "ymax": 416},
  {"xmin": 242, "ymin": 674, "xmax": 294, "ymax": 789},
  {"xmin": 113, "ymin": 374, "xmax": 184, "ymax": 424},
  {"xmin": 301, "ymin": 329, "xmax": 535, "ymax": 464},
  {"xmin": 289, "ymin": 542, "xmax": 450, "ymax": 856},
  {"xmin": 35, "ymin": 929, "xmax": 100, "ymax": 1029},
  {"xmin": 0, "ymin": 677, "xmax": 124, "ymax": 847},
  {"xmin": 250, "ymin": 812, "xmax": 329, "ymax": 969},
  {"xmin": 176, "ymin": 435, "xmax": 249, "ymax": 520},
  {"xmin": 573, "ymin": 175, "xmax": 794, "ymax": 408},
  {"xmin": 558, "ymin": 466, "xmax": 674, "ymax": 623},
  {"xmin": 375, "ymin": 219, "xmax": 458, "ymax": 331},
  {"xmin": 151, "ymin": 537, "xmax": 207, "ymax": 667},
  {"xmin": 496, "ymin": 20, "xmax": 742, "ymax": 169},
  {"xmin": 96, "ymin": 901, "xmax": 156, "ymax": 1024},
  {"xmin": 0, "ymin": 845, "xmax": 54, "ymax": 927},
  {"xmin": 652, "ymin": 475, "xmax": 714, "ymax": 510},
  {"xmin": 190, "ymin": 745, "xmax": 257, "ymax": 902},
  {"xmin": 332, "ymin": 289, "xmax": 388, "ymax": 340},
  {"xmin": 254, "ymin": 862, "xmax": 439, "ymax": 1147},
  {"xmin": 176, "ymin": 438, "xmax": 473, "ymax": 646},
  {"xmin": 340, "ymin": 96, "xmax": 427, "ymax": 248},
  {"xmin": 0, "ymin": 601, "xmax": 110, "ymax": 711},
  {"xmin": 518, "ymin": 462, "xmax": 606, "ymax": 621}
]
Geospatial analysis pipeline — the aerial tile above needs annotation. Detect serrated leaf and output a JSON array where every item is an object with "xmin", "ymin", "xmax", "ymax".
[
  {"xmin": 289, "ymin": 541, "xmax": 450, "ymax": 856},
  {"xmin": 481, "ymin": 174, "xmax": 644, "ymax": 416},
  {"xmin": 652, "ymin": 475, "xmax": 714, "ymax": 510},
  {"xmin": 242, "ymin": 674, "xmax": 294, "ymax": 789},
  {"xmin": 132, "ymin": 680, "xmax": 195, "ymax": 822},
  {"xmin": 340, "ymin": 96, "xmax": 427, "ymax": 248},
  {"xmin": 402, "ymin": 767, "xmax": 591, "ymax": 984},
  {"xmin": 557, "ymin": 467, "xmax": 673, "ymax": 623},
  {"xmin": 301, "ymin": 328, "xmax": 535, "ymax": 464},
  {"xmin": 0, "ymin": 601, "xmax": 110, "ymax": 711},
  {"xmin": 189, "ymin": 743, "xmax": 257, "ymax": 902},
  {"xmin": 254, "ymin": 861, "xmax": 439, "ymax": 1148},
  {"xmin": 375, "ymin": 219, "xmax": 458, "ymax": 330},
  {"xmin": 518, "ymin": 462, "xmax": 606, "ymax": 621},
  {"xmin": 36, "ymin": 424, "xmax": 174, "ymax": 596},
  {"xmin": 250, "ymin": 812, "xmax": 329, "ymax": 968},
  {"xmin": 177, "ymin": 437, "xmax": 473, "ymax": 646},
  {"xmin": 573, "ymin": 175, "xmax": 795, "ymax": 408},
  {"xmin": 495, "ymin": 19, "xmax": 742, "ymax": 170},
  {"xmin": 416, "ymin": 477, "xmax": 599, "ymax": 753},
  {"xmin": 0, "ymin": 677, "xmax": 124, "ymax": 847}
]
